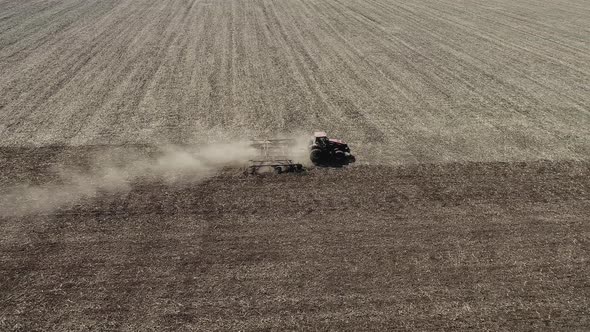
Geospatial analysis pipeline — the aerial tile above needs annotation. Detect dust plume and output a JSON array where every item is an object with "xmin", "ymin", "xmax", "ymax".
[
  {"xmin": 288, "ymin": 132, "xmax": 314, "ymax": 166},
  {"xmin": 0, "ymin": 142, "xmax": 257, "ymax": 217}
]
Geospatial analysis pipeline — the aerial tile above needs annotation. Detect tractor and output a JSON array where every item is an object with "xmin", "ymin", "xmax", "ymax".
[{"xmin": 309, "ymin": 132, "xmax": 356, "ymax": 166}]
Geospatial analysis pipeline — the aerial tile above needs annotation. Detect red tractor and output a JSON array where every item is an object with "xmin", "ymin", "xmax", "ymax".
[{"xmin": 309, "ymin": 132, "xmax": 356, "ymax": 166}]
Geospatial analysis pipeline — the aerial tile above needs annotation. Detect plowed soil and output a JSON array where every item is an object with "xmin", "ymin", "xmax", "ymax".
[
  {"xmin": 1, "ymin": 147, "xmax": 589, "ymax": 330},
  {"xmin": 1, "ymin": 0, "xmax": 590, "ymax": 330}
]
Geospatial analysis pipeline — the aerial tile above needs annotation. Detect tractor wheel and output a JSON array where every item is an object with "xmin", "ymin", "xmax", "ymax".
[
  {"xmin": 310, "ymin": 149, "xmax": 323, "ymax": 164},
  {"xmin": 274, "ymin": 166, "xmax": 283, "ymax": 174},
  {"xmin": 334, "ymin": 150, "xmax": 346, "ymax": 163}
]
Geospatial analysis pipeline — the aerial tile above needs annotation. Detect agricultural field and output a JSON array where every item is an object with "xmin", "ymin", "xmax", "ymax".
[{"xmin": 1, "ymin": 0, "xmax": 589, "ymax": 330}]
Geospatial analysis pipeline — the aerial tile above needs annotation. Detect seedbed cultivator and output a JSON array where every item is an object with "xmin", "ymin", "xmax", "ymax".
[{"xmin": 247, "ymin": 139, "xmax": 304, "ymax": 175}]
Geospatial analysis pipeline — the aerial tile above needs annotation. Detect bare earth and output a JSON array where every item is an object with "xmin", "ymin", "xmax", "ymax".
[{"xmin": 0, "ymin": 0, "xmax": 589, "ymax": 330}]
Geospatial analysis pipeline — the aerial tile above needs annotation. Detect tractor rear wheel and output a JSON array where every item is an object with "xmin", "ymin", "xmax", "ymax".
[{"xmin": 310, "ymin": 149, "xmax": 323, "ymax": 164}]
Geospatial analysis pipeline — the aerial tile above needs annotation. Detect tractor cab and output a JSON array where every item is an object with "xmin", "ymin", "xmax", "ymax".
[{"xmin": 312, "ymin": 131, "xmax": 330, "ymax": 148}]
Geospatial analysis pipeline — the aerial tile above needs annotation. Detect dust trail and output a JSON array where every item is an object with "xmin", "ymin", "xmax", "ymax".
[
  {"xmin": 290, "ymin": 133, "xmax": 315, "ymax": 166},
  {"xmin": 0, "ymin": 142, "xmax": 257, "ymax": 217}
]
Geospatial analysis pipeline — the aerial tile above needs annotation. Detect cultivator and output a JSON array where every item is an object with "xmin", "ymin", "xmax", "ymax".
[{"xmin": 247, "ymin": 139, "xmax": 304, "ymax": 175}]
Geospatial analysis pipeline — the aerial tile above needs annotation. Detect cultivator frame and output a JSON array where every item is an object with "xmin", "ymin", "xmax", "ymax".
[{"xmin": 247, "ymin": 139, "xmax": 304, "ymax": 175}]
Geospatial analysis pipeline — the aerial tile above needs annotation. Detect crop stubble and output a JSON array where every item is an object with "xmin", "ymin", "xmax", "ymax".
[{"xmin": 0, "ymin": 0, "xmax": 589, "ymax": 161}]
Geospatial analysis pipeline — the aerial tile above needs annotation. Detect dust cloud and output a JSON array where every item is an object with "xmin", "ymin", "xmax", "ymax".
[{"xmin": 0, "ymin": 142, "xmax": 258, "ymax": 217}]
